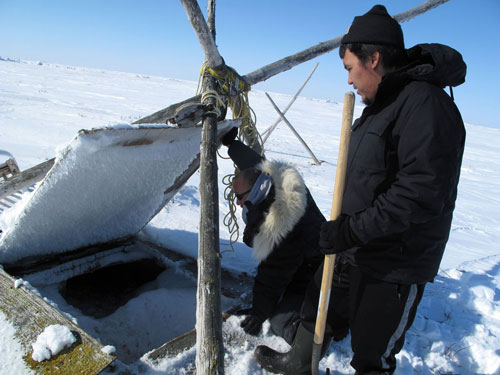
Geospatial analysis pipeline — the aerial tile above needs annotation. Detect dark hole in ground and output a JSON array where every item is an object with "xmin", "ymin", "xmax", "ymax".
[{"xmin": 60, "ymin": 258, "xmax": 166, "ymax": 318}]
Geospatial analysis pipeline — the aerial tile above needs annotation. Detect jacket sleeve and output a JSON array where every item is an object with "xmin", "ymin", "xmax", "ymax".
[
  {"xmin": 228, "ymin": 140, "xmax": 264, "ymax": 170},
  {"xmin": 350, "ymin": 86, "xmax": 465, "ymax": 244}
]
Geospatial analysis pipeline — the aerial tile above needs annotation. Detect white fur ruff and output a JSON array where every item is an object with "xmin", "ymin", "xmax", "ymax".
[{"xmin": 252, "ymin": 160, "xmax": 307, "ymax": 262}]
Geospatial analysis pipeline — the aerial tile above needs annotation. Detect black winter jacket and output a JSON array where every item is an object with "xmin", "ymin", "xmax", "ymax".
[
  {"xmin": 228, "ymin": 142, "xmax": 325, "ymax": 321},
  {"xmin": 342, "ymin": 44, "xmax": 466, "ymax": 284}
]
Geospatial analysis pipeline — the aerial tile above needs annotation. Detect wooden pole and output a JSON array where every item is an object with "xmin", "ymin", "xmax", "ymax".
[
  {"xmin": 261, "ymin": 63, "xmax": 319, "ymax": 144},
  {"xmin": 207, "ymin": 0, "xmax": 216, "ymax": 40},
  {"xmin": 265, "ymin": 92, "xmax": 321, "ymax": 165},
  {"xmin": 180, "ymin": 0, "xmax": 223, "ymax": 68},
  {"xmin": 243, "ymin": 0, "xmax": 450, "ymax": 85},
  {"xmin": 196, "ymin": 73, "xmax": 224, "ymax": 375},
  {"xmin": 179, "ymin": 0, "xmax": 224, "ymax": 374},
  {"xmin": 133, "ymin": 0, "xmax": 450, "ymax": 126},
  {"xmin": 311, "ymin": 92, "xmax": 355, "ymax": 375}
]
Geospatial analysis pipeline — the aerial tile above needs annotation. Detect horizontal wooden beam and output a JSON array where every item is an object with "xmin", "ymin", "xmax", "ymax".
[
  {"xmin": 133, "ymin": 0, "xmax": 450, "ymax": 125},
  {"xmin": 243, "ymin": 0, "xmax": 450, "ymax": 85}
]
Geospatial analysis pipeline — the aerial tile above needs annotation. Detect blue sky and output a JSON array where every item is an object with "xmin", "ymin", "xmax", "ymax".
[{"xmin": 1, "ymin": 0, "xmax": 498, "ymax": 128}]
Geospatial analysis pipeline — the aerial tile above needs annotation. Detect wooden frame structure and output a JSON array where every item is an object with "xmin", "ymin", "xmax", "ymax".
[
  {"xmin": 174, "ymin": 1, "xmax": 450, "ymax": 373},
  {"xmin": 0, "ymin": 1, "xmax": 451, "ymax": 373}
]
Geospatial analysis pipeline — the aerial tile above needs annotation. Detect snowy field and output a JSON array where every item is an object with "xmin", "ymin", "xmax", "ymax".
[{"xmin": 0, "ymin": 58, "xmax": 499, "ymax": 375}]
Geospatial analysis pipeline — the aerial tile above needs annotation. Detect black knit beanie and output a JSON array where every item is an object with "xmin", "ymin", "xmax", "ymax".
[{"xmin": 341, "ymin": 5, "xmax": 404, "ymax": 49}]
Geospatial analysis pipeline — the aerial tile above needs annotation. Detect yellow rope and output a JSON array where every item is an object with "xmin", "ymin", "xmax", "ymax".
[
  {"xmin": 200, "ymin": 89, "xmax": 225, "ymax": 118},
  {"xmin": 197, "ymin": 61, "xmax": 264, "ymax": 253}
]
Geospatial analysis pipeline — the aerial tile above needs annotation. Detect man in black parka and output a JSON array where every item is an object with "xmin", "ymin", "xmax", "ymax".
[
  {"xmin": 222, "ymin": 133, "xmax": 330, "ymax": 345},
  {"xmin": 254, "ymin": 5, "xmax": 466, "ymax": 375}
]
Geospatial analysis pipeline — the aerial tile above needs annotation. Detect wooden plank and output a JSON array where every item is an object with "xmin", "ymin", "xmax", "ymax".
[
  {"xmin": 0, "ymin": 158, "xmax": 20, "ymax": 180},
  {"xmin": 0, "ymin": 268, "xmax": 114, "ymax": 374},
  {"xmin": 132, "ymin": 95, "xmax": 202, "ymax": 125},
  {"xmin": 146, "ymin": 306, "xmax": 241, "ymax": 364},
  {"xmin": 3, "ymin": 237, "xmax": 134, "ymax": 277},
  {"xmin": 0, "ymin": 158, "xmax": 54, "ymax": 200}
]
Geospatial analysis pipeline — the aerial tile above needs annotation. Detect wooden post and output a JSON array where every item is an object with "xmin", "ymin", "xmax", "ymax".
[
  {"xmin": 196, "ymin": 70, "xmax": 225, "ymax": 375},
  {"xmin": 179, "ymin": 0, "xmax": 224, "ymax": 373},
  {"xmin": 197, "ymin": 61, "xmax": 225, "ymax": 375},
  {"xmin": 265, "ymin": 92, "xmax": 321, "ymax": 165}
]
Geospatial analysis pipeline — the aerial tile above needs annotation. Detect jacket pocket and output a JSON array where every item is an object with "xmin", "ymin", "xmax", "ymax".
[
  {"xmin": 348, "ymin": 116, "xmax": 397, "ymax": 204},
  {"xmin": 355, "ymin": 115, "xmax": 394, "ymax": 169}
]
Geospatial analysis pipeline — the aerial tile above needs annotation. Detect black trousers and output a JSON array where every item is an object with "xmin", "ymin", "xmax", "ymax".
[{"xmin": 301, "ymin": 260, "xmax": 425, "ymax": 374}]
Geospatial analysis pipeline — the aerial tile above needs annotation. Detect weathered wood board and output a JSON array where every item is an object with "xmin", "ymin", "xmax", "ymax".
[{"xmin": 0, "ymin": 267, "xmax": 114, "ymax": 374}]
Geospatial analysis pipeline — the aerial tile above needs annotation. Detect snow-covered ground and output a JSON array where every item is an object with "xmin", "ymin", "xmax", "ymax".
[{"xmin": 0, "ymin": 58, "xmax": 499, "ymax": 375}]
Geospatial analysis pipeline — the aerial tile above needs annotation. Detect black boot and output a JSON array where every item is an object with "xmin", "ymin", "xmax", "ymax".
[{"xmin": 254, "ymin": 324, "xmax": 332, "ymax": 375}]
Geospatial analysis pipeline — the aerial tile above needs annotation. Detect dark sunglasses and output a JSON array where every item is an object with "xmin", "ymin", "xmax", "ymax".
[{"xmin": 235, "ymin": 189, "xmax": 251, "ymax": 200}]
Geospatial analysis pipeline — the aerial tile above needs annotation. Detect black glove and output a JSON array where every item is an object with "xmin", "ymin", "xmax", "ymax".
[
  {"xmin": 319, "ymin": 214, "xmax": 359, "ymax": 254},
  {"xmin": 222, "ymin": 126, "xmax": 238, "ymax": 146},
  {"xmin": 240, "ymin": 314, "xmax": 263, "ymax": 336}
]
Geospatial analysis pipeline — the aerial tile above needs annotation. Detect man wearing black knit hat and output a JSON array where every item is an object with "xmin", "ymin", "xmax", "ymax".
[{"xmin": 254, "ymin": 4, "xmax": 466, "ymax": 375}]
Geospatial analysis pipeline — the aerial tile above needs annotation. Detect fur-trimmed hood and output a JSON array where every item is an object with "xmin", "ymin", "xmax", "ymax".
[{"xmin": 252, "ymin": 159, "xmax": 308, "ymax": 262}]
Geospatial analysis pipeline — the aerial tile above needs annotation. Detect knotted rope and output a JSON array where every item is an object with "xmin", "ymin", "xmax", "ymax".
[{"xmin": 196, "ymin": 62, "xmax": 264, "ymax": 252}]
